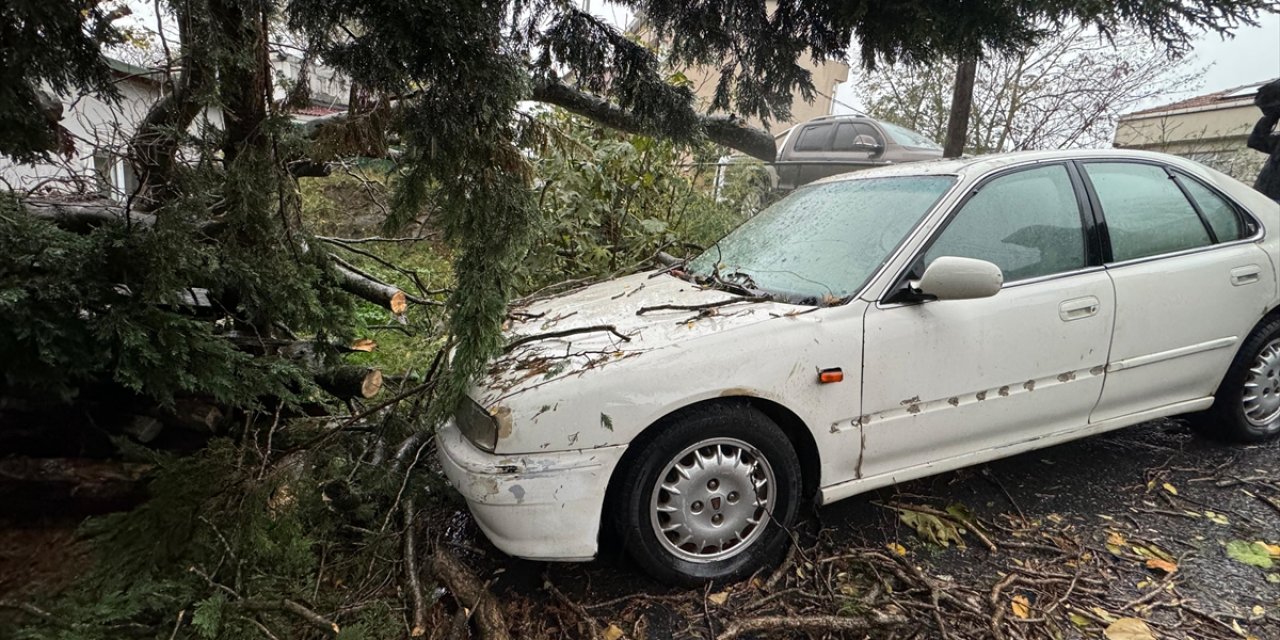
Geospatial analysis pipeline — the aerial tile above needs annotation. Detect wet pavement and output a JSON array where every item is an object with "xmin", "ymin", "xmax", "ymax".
[{"xmin": 453, "ymin": 418, "xmax": 1280, "ymax": 638}]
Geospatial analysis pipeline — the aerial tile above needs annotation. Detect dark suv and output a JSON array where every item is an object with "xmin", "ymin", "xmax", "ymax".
[{"xmin": 773, "ymin": 115, "xmax": 944, "ymax": 190}]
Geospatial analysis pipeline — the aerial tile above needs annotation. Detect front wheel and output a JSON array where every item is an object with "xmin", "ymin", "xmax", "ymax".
[
  {"xmin": 1191, "ymin": 316, "xmax": 1280, "ymax": 442},
  {"xmin": 613, "ymin": 404, "xmax": 802, "ymax": 585}
]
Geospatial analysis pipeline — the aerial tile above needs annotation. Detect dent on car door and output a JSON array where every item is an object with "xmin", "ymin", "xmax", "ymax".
[
  {"xmin": 1081, "ymin": 161, "xmax": 1277, "ymax": 421},
  {"xmin": 859, "ymin": 164, "xmax": 1114, "ymax": 479}
]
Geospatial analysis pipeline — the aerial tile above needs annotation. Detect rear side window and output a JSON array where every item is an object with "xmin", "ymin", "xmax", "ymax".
[
  {"xmin": 924, "ymin": 165, "xmax": 1086, "ymax": 281},
  {"xmin": 1083, "ymin": 162, "xmax": 1211, "ymax": 262},
  {"xmin": 1178, "ymin": 176, "xmax": 1247, "ymax": 242},
  {"xmin": 794, "ymin": 124, "xmax": 832, "ymax": 151}
]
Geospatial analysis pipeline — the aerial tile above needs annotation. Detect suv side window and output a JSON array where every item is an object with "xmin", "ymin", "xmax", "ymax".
[
  {"xmin": 1177, "ymin": 174, "xmax": 1248, "ymax": 242},
  {"xmin": 924, "ymin": 164, "xmax": 1086, "ymax": 282},
  {"xmin": 831, "ymin": 123, "xmax": 857, "ymax": 150},
  {"xmin": 1083, "ymin": 162, "xmax": 1211, "ymax": 262},
  {"xmin": 794, "ymin": 124, "xmax": 833, "ymax": 151}
]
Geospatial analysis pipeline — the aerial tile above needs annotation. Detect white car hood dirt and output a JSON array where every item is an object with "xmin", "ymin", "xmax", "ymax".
[{"xmin": 475, "ymin": 270, "xmax": 801, "ymax": 404}]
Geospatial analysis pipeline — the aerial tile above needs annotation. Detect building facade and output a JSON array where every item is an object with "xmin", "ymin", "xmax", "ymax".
[{"xmin": 1113, "ymin": 79, "xmax": 1278, "ymax": 183}]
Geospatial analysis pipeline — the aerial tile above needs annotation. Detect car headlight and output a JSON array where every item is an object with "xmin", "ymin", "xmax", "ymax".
[{"xmin": 455, "ymin": 397, "xmax": 500, "ymax": 452}]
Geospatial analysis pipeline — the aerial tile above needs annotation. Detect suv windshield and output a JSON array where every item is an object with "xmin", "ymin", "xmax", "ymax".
[
  {"xmin": 687, "ymin": 175, "xmax": 956, "ymax": 304},
  {"xmin": 880, "ymin": 121, "xmax": 942, "ymax": 150}
]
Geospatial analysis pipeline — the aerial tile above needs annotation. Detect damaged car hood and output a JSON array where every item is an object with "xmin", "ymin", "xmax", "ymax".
[{"xmin": 476, "ymin": 270, "xmax": 801, "ymax": 403}]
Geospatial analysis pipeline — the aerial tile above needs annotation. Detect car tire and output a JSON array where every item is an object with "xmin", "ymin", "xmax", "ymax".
[
  {"xmin": 612, "ymin": 403, "xmax": 802, "ymax": 585},
  {"xmin": 1190, "ymin": 315, "xmax": 1280, "ymax": 443}
]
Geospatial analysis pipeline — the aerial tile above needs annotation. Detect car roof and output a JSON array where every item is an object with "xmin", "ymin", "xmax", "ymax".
[{"xmin": 808, "ymin": 149, "xmax": 1201, "ymax": 185}]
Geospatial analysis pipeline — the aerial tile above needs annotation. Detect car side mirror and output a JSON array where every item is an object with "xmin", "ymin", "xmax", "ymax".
[
  {"xmin": 912, "ymin": 256, "xmax": 1004, "ymax": 300},
  {"xmin": 852, "ymin": 134, "xmax": 883, "ymax": 153}
]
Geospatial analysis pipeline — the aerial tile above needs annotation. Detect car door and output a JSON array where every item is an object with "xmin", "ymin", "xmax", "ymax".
[
  {"xmin": 1080, "ymin": 160, "xmax": 1277, "ymax": 422},
  {"xmin": 859, "ymin": 163, "xmax": 1115, "ymax": 479}
]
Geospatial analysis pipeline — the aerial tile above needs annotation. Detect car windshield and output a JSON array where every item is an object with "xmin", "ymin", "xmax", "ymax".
[
  {"xmin": 687, "ymin": 175, "xmax": 956, "ymax": 304},
  {"xmin": 879, "ymin": 121, "xmax": 942, "ymax": 150}
]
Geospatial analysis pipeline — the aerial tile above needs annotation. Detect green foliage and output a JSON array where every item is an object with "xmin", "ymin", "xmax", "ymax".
[
  {"xmin": 0, "ymin": 1, "xmax": 122, "ymax": 162},
  {"xmin": 518, "ymin": 109, "xmax": 767, "ymax": 291},
  {"xmin": 0, "ymin": 176, "xmax": 352, "ymax": 409}
]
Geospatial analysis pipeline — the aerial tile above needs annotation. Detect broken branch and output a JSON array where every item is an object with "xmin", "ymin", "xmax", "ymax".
[
  {"xmin": 430, "ymin": 547, "xmax": 511, "ymax": 640},
  {"xmin": 716, "ymin": 612, "xmax": 908, "ymax": 640},
  {"xmin": 636, "ymin": 296, "xmax": 766, "ymax": 316},
  {"xmin": 503, "ymin": 325, "xmax": 631, "ymax": 352}
]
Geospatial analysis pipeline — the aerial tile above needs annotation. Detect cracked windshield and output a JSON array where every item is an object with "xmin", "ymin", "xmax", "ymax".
[{"xmin": 688, "ymin": 176, "xmax": 957, "ymax": 303}]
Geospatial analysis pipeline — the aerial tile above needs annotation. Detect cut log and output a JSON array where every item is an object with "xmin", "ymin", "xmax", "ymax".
[
  {"xmin": 20, "ymin": 199, "xmax": 157, "ymax": 232},
  {"xmin": 154, "ymin": 398, "xmax": 226, "ymax": 433},
  {"xmin": 0, "ymin": 457, "xmax": 150, "ymax": 515},
  {"xmin": 347, "ymin": 338, "xmax": 377, "ymax": 352},
  {"xmin": 316, "ymin": 367, "xmax": 383, "ymax": 399},
  {"xmin": 333, "ymin": 262, "xmax": 408, "ymax": 315}
]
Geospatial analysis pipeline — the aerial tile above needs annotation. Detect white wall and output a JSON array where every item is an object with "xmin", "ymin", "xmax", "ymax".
[{"xmin": 0, "ymin": 77, "xmax": 224, "ymax": 201}]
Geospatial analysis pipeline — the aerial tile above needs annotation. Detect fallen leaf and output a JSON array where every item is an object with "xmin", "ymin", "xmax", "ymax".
[
  {"xmin": 603, "ymin": 624, "xmax": 625, "ymax": 640},
  {"xmin": 885, "ymin": 542, "xmax": 907, "ymax": 556},
  {"xmin": 1104, "ymin": 617, "xmax": 1156, "ymax": 640},
  {"xmin": 1162, "ymin": 483, "xmax": 1178, "ymax": 496},
  {"xmin": 1146, "ymin": 558, "xmax": 1178, "ymax": 574},
  {"xmin": 1011, "ymin": 595, "xmax": 1031, "ymax": 619},
  {"xmin": 1226, "ymin": 540, "xmax": 1275, "ymax": 569},
  {"xmin": 1204, "ymin": 511, "xmax": 1230, "ymax": 525},
  {"xmin": 897, "ymin": 509, "xmax": 966, "ymax": 548},
  {"xmin": 1092, "ymin": 607, "xmax": 1119, "ymax": 624},
  {"xmin": 1252, "ymin": 605, "xmax": 1265, "ymax": 618},
  {"xmin": 1262, "ymin": 543, "xmax": 1280, "ymax": 557},
  {"xmin": 1232, "ymin": 619, "xmax": 1247, "ymax": 636},
  {"xmin": 1068, "ymin": 613, "xmax": 1092, "ymax": 627},
  {"xmin": 707, "ymin": 591, "xmax": 729, "ymax": 606},
  {"xmin": 1268, "ymin": 574, "xmax": 1280, "ymax": 584},
  {"xmin": 1106, "ymin": 531, "xmax": 1128, "ymax": 556}
]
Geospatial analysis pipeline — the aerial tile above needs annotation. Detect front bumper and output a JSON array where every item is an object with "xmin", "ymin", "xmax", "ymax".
[{"xmin": 436, "ymin": 421, "xmax": 627, "ymax": 561}]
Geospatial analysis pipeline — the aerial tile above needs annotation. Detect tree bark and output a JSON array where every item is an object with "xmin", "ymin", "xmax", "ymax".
[
  {"xmin": 944, "ymin": 57, "xmax": 978, "ymax": 158},
  {"xmin": 430, "ymin": 548, "xmax": 511, "ymax": 640},
  {"xmin": 530, "ymin": 79, "xmax": 777, "ymax": 162}
]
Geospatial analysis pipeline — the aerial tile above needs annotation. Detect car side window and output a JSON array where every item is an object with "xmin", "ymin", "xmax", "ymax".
[
  {"xmin": 924, "ymin": 165, "xmax": 1086, "ymax": 282},
  {"xmin": 1177, "ymin": 175, "xmax": 1247, "ymax": 242},
  {"xmin": 1083, "ymin": 162, "xmax": 1211, "ymax": 262},
  {"xmin": 794, "ymin": 124, "xmax": 833, "ymax": 151},
  {"xmin": 831, "ymin": 123, "xmax": 857, "ymax": 150}
]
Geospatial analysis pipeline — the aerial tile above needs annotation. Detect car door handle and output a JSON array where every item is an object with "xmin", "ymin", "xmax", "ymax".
[
  {"xmin": 1231, "ymin": 265, "xmax": 1262, "ymax": 286},
  {"xmin": 1059, "ymin": 297, "xmax": 1100, "ymax": 322}
]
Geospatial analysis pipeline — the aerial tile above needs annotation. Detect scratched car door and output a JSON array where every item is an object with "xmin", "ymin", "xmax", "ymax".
[{"xmin": 857, "ymin": 163, "xmax": 1115, "ymax": 479}]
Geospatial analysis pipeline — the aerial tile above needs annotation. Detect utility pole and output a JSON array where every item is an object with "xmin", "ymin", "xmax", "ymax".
[{"xmin": 943, "ymin": 56, "xmax": 978, "ymax": 158}]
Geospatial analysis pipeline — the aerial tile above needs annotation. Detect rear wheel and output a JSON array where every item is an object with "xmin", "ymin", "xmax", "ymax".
[
  {"xmin": 613, "ymin": 404, "xmax": 802, "ymax": 585},
  {"xmin": 1191, "ymin": 316, "xmax": 1280, "ymax": 442}
]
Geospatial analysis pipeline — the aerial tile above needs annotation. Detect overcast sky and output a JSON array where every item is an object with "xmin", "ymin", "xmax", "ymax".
[{"xmin": 580, "ymin": 2, "xmax": 1279, "ymax": 111}]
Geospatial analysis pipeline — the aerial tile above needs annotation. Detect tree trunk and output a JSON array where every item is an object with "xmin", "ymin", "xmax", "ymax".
[
  {"xmin": 530, "ymin": 79, "xmax": 777, "ymax": 162},
  {"xmin": 944, "ymin": 57, "xmax": 978, "ymax": 158}
]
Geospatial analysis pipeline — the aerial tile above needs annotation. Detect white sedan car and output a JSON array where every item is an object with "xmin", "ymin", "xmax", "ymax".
[{"xmin": 438, "ymin": 149, "xmax": 1280, "ymax": 584}]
